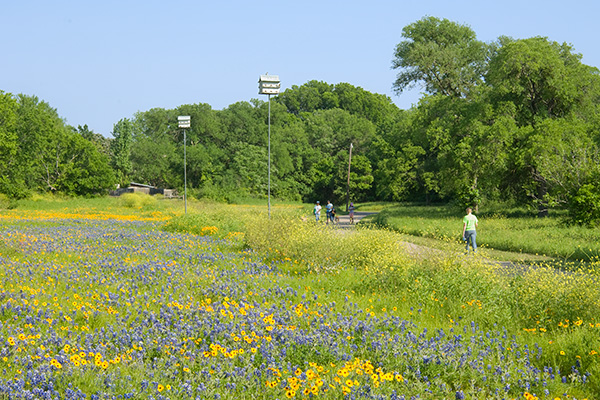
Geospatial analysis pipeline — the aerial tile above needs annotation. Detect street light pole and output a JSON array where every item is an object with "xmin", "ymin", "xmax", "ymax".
[
  {"xmin": 178, "ymin": 116, "xmax": 191, "ymax": 214},
  {"xmin": 258, "ymin": 74, "xmax": 280, "ymax": 219}
]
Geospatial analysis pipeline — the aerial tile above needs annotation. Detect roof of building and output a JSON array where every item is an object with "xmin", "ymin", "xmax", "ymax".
[{"xmin": 129, "ymin": 182, "xmax": 156, "ymax": 189}]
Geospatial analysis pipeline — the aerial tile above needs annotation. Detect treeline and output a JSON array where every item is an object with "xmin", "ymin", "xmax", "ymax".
[
  {"xmin": 121, "ymin": 82, "xmax": 400, "ymax": 204},
  {"xmin": 0, "ymin": 92, "xmax": 115, "ymax": 199},
  {"xmin": 2, "ymin": 17, "xmax": 600, "ymax": 222}
]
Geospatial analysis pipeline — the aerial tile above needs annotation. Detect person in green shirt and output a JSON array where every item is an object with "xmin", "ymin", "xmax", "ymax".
[{"xmin": 462, "ymin": 207, "xmax": 479, "ymax": 254}]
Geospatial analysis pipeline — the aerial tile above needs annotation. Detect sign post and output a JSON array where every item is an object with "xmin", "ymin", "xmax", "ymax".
[
  {"xmin": 178, "ymin": 116, "xmax": 191, "ymax": 214},
  {"xmin": 258, "ymin": 74, "xmax": 280, "ymax": 218}
]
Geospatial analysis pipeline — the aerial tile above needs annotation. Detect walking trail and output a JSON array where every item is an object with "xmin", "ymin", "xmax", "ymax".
[
  {"xmin": 333, "ymin": 211, "xmax": 440, "ymax": 258},
  {"xmin": 333, "ymin": 211, "xmax": 376, "ymax": 229},
  {"xmin": 333, "ymin": 211, "xmax": 520, "ymax": 268}
]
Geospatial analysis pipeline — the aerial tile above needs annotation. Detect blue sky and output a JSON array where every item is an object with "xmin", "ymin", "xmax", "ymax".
[{"xmin": 2, "ymin": 0, "xmax": 598, "ymax": 136}]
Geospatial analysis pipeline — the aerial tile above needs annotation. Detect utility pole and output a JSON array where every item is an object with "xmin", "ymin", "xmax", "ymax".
[{"xmin": 346, "ymin": 142, "xmax": 353, "ymax": 212}]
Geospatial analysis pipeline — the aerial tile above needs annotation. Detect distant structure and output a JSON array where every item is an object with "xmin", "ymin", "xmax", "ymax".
[{"xmin": 110, "ymin": 182, "xmax": 176, "ymax": 198}]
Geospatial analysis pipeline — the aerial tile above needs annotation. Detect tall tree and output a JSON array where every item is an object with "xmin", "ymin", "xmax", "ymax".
[
  {"xmin": 516, "ymin": 118, "xmax": 599, "ymax": 211},
  {"xmin": 333, "ymin": 151, "xmax": 373, "ymax": 204},
  {"xmin": 0, "ymin": 91, "xmax": 20, "ymax": 197},
  {"xmin": 14, "ymin": 94, "xmax": 68, "ymax": 193},
  {"xmin": 392, "ymin": 16, "xmax": 489, "ymax": 98},
  {"xmin": 487, "ymin": 37, "xmax": 600, "ymax": 127},
  {"xmin": 130, "ymin": 135, "xmax": 177, "ymax": 188},
  {"xmin": 48, "ymin": 132, "xmax": 115, "ymax": 196},
  {"xmin": 110, "ymin": 118, "xmax": 136, "ymax": 186},
  {"xmin": 487, "ymin": 36, "xmax": 600, "ymax": 215},
  {"xmin": 177, "ymin": 103, "xmax": 226, "ymax": 191},
  {"xmin": 2, "ymin": 94, "xmax": 116, "ymax": 197}
]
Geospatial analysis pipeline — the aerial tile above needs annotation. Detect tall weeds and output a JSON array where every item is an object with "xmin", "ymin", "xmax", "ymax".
[{"xmin": 242, "ymin": 213, "xmax": 600, "ymax": 332}]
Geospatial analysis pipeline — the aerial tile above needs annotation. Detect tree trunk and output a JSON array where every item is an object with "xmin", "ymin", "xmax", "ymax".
[
  {"xmin": 473, "ymin": 176, "xmax": 479, "ymax": 214},
  {"xmin": 537, "ymin": 179, "xmax": 549, "ymax": 218}
]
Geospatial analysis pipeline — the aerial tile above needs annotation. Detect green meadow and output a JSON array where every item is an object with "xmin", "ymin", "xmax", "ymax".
[{"xmin": 367, "ymin": 203, "xmax": 600, "ymax": 263}]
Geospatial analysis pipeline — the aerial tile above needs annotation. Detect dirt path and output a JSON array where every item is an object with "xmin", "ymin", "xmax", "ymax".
[
  {"xmin": 332, "ymin": 211, "xmax": 458, "ymax": 255},
  {"xmin": 331, "ymin": 211, "xmax": 564, "ymax": 274},
  {"xmin": 333, "ymin": 211, "xmax": 516, "ymax": 265},
  {"xmin": 333, "ymin": 211, "xmax": 377, "ymax": 229}
]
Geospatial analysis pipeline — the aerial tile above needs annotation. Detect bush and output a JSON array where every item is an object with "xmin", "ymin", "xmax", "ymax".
[
  {"xmin": 568, "ymin": 183, "xmax": 600, "ymax": 226},
  {"xmin": 0, "ymin": 193, "xmax": 17, "ymax": 209},
  {"xmin": 243, "ymin": 215, "xmax": 414, "ymax": 273},
  {"xmin": 162, "ymin": 203, "xmax": 247, "ymax": 238},
  {"xmin": 119, "ymin": 192, "xmax": 157, "ymax": 209}
]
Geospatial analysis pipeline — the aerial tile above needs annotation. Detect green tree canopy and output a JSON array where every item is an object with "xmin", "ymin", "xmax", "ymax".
[
  {"xmin": 392, "ymin": 16, "xmax": 489, "ymax": 98},
  {"xmin": 0, "ymin": 91, "xmax": 20, "ymax": 197},
  {"xmin": 110, "ymin": 118, "xmax": 137, "ymax": 186},
  {"xmin": 487, "ymin": 37, "xmax": 600, "ymax": 126}
]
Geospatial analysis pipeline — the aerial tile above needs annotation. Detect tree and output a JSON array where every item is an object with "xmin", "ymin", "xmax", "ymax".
[
  {"xmin": 228, "ymin": 141, "xmax": 268, "ymax": 196},
  {"xmin": 110, "ymin": 118, "xmax": 136, "ymax": 186},
  {"xmin": 2, "ymin": 94, "xmax": 116, "ymax": 196},
  {"xmin": 175, "ymin": 104, "xmax": 225, "ymax": 192},
  {"xmin": 392, "ymin": 16, "xmax": 489, "ymax": 98},
  {"xmin": 14, "ymin": 94, "xmax": 69, "ymax": 193},
  {"xmin": 372, "ymin": 137, "xmax": 424, "ymax": 201},
  {"xmin": 219, "ymin": 101, "xmax": 265, "ymax": 146},
  {"xmin": 278, "ymin": 81, "xmax": 403, "ymax": 134},
  {"xmin": 487, "ymin": 36, "xmax": 600, "ymax": 215},
  {"xmin": 267, "ymin": 107, "xmax": 314, "ymax": 201},
  {"xmin": 304, "ymin": 108, "xmax": 375, "ymax": 156},
  {"xmin": 130, "ymin": 135, "xmax": 177, "ymax": 188},
  {"xmin": 517, "ymin": 118, "xmax": 599, "ymax": 212},
  {"xmin": 307, "ymin": 155, "xmax": 335, "ymax": 203},
  {"xmin": 333, "ymin": 151, "xmax": 373, "ymax": 204},
  {"xmin": 0, "ymin": 91, "xmax": 19, "ymax": 197},
  {"xmin": 333, "ymin": 82, "xmax": 400, "ymax": 132},
  {"xmin": 487, "ymin": 37, "xmax": 600, "ymax": 127},
  {"xmin": 52, "ymin": 133, "xmax": 115, "ymax": 196},
  {"xmin": 76, "ymin": 124, "xmax": 111, "ymax": 157},
  {"xmin": 276, "ymin": 81, "xmax": 336, "ymax": 115},
  {"xmin": 568, "ymin": 183, "xmax": 600, "ymax": 226}
]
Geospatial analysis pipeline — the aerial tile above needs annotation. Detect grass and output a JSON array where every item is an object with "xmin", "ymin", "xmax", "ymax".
[
  {"xmin": 368, "ymin": 202, "xmax": 600, "ymax": 263},
  {"xmin": 0, "ymin": 196, "xmax": 599, "ymax": 399}
]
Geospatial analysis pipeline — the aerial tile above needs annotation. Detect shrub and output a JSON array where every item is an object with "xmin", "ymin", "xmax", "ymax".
[
  {"xmin": 0, "ymin": 193, "xmax": 14, "ymax": 209},
  {"xmin": 243, "ymin": 215, "xmax": 413, "ymax": 273},
  {"xmin": 119, "ymin": 192, "xmax": 157, "ymax": 209},
  {"xmin": 162, "ymin": 204, "xmax": 246, "ymax": 238},
  {"xmin": 568, "ymin": 183, "xmax": 600, "ymax": 226}
]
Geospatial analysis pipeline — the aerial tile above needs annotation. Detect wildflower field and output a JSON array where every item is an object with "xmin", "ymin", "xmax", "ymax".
[{"xmin": 1, "ymin": 196, "xmax": 599, "ymax": 399}]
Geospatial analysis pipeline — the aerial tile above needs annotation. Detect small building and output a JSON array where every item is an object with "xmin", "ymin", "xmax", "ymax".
[{"xmin": 110, "ymin": 182, "xmax": 175, "ymax": 198}]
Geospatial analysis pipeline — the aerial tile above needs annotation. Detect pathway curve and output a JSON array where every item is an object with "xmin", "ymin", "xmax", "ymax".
[
  {"xmin": 331, "ymin": 211, "xmax": 528, "ymax": 270},
  {"xmin": 333, "ymin": 211, "xmax": 377, "ymax": 229}
]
